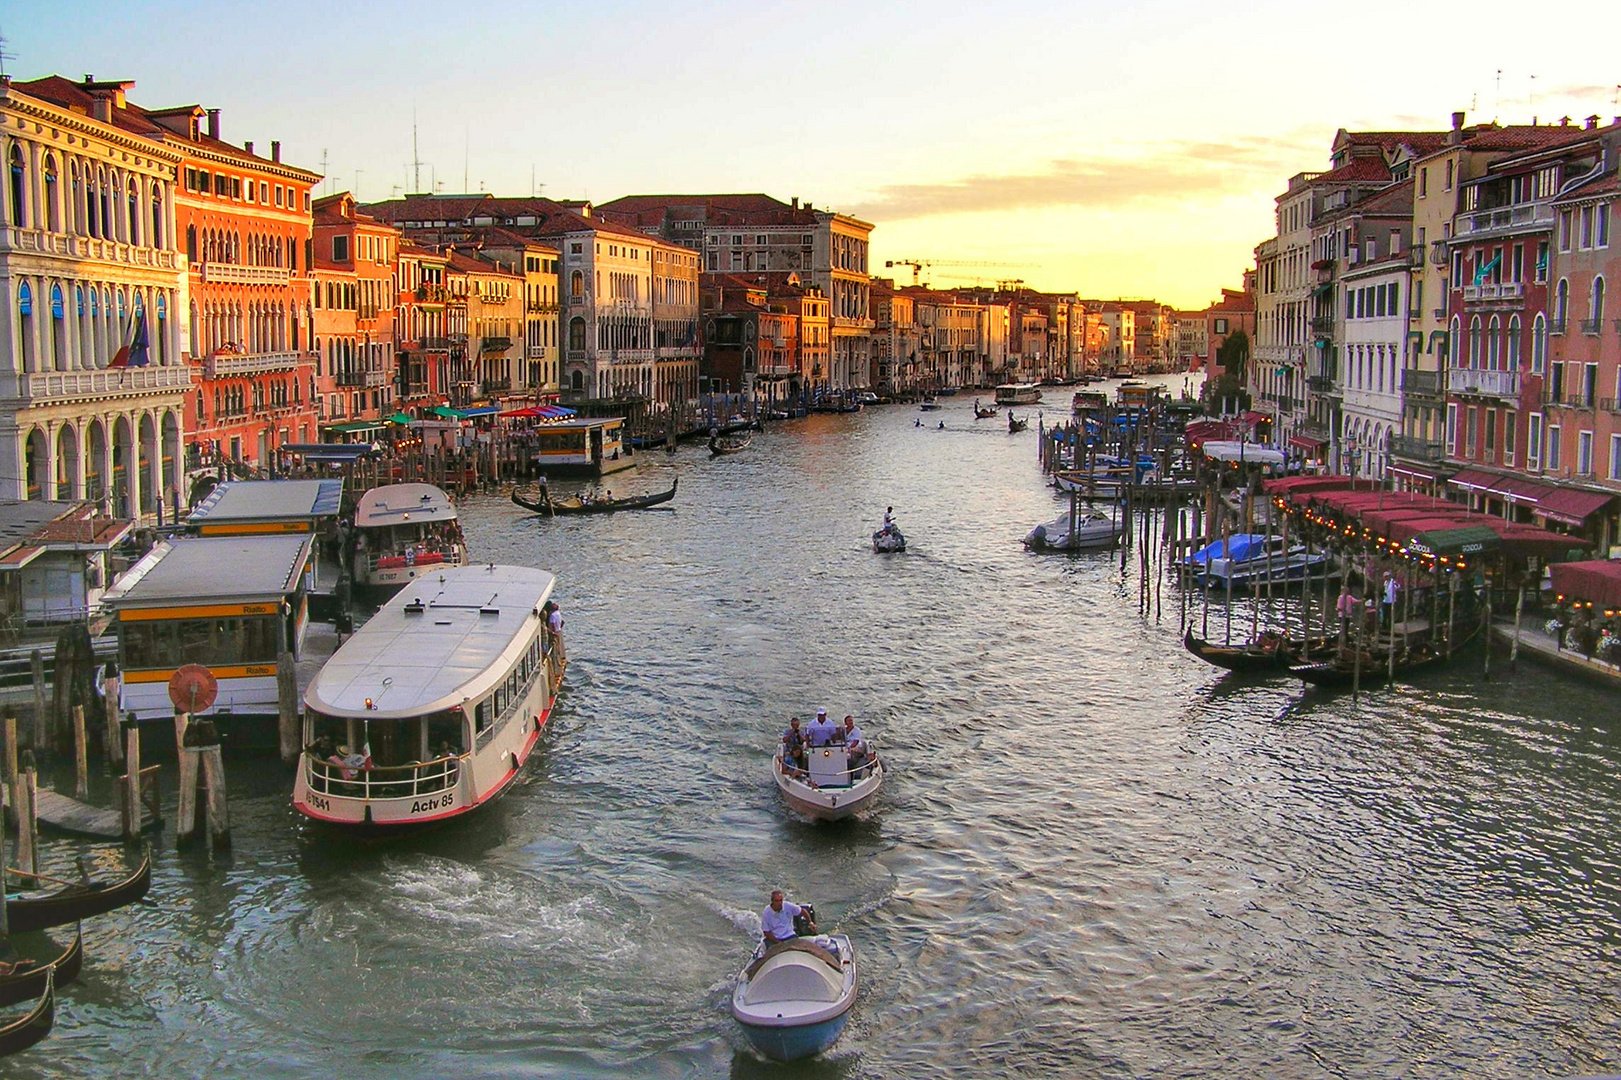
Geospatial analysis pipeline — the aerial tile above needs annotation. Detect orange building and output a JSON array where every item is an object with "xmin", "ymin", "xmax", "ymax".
[
  {"xmin": 395, "ymin": 241, "xmax": 453, "ymax": 410},
  {"xmin": 312, "ymin": 193, "xmax": 399, "ymax": 432}
]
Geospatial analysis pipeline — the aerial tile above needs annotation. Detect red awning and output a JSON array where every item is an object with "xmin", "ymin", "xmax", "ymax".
[
  {"xmin": 1533, "ymin": 487, "xmax": 1615, "ymax": 527},
  {"xmin": 1288, "ymin": 434, "xmax": 1327, "ymax": 451},
  {"xmin": 1447, "ymin": 468, "xmax": 1505, "ymax": 493},
  {"xmin": 1241, "ymin": 411, "xmax": 1270, "ymax": 427},
  {"xmin": 1549, "ymin": 559, "xmax": 1621, "ymax": 608}
]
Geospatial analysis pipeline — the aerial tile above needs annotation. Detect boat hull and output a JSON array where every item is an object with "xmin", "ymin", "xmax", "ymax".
[
  {"xmin": 736, "ymin": 1010, "xmax": 851, "ymax": 1062},
  {"xmin": 774, "ymin": 757, "xmax": 883, "ymax": 821}
]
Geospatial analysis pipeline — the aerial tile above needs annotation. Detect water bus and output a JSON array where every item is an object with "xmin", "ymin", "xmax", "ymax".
[
  {"xmin": 102, "ymin": 533, "xmax": 315, "ymax": 740},
  {"xmin": 994, "ymin": 382, "xmax": 1043, "ymax": 406},
  {"xmin": 351, "ymin": 483, "xmax": 468, "ymax": 594},
  {"xmin": 292, "ymin": 563, "xmax": 562, "ymax": 832}
]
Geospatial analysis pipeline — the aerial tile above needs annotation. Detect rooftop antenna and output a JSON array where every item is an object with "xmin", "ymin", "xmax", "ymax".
[
  {"xmin": 412, "ymin": 108, "xmax": 424, "ymax": 193},
  {"xmin": 354, "ymin": 167, "xmax": 364, "ymax": 200},
  {"xmin": 463, "ymin": 127, "xmax": 469, "ymax": 195},
  {"xmin": 319, "ymin": 148, "xmax": 330, "ymax": 194},
  {"xmin": 1529, "ymin": 74, "xmax": 1537, "ymax": 115},
  {"xmin": 0, "ymin": 30, "xmax": 15, "ymax": 80},
  {"xmin": 1495, "ymin": 69, "xmax": 1501, "ymax": 120}
]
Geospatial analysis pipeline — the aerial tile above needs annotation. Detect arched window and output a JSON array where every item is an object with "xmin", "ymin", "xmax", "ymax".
[
  {"xmin": 97, "ymin": 169, "xmax": 111, "ymax": 240},
  {"xmin": 1448, "ymin": 316, "xmax": 1460, "ymax": 368},
  {"xmin": 186, "ymin": 224, "xmax": 197, "ymax": 263},
  {"xmin": 1507, "ymin": 315, "xmax": 1521, "ymax": 369},
  {"xmin": 570, "ymin": 369, "xmax": 584, "ymax": 391},
  {"xmin": 7, "ymin": 143, "xmax": 25, "ymax": 227},
  {"xmin": 1531, "ymin": 313, "xmax": 1548, "ymax": 374},
  {"xmin": 126, "ymin": 178, "xmax": 139, "ymax": 244},
  {"xmin": 150, "ymin": 183, "xmax": 163, "ymax": 249},
  {"xmin": 1487, "ymin": 315, "xmax": 1501, "ymax": 370},
  {"xmin": 18, "ymin": 280, "xmax": 31, "ymax": 316},
  {"xmin": 1591, "ymin": 276, "xmax": 1606, "ymax": 331},
  {"xmin": 156, "ymin": 293, "xmax": 167, "ymax": 364},
  {"xmin": 568, "ymin": 316, "xmax": 586, "ymax": 351},
  {"xmin": 570, "ymin": 270, "xmax": 583, "ymax": 298},
  {"xmin": 1554, "ymin": 278, "xmax": 1569, "ymax": 328},
  {"xmin": 85, "ymin": 168, "xmax": 100, "ymax": 237},
  {"xmin": 17, "ymin": 281, "xmax": 33, "ymax": 370},
  {"xmin": 69, "ymin": 162, "xmax": 81, "ymax": 234},
  {"xmin": 43, "ymin": 155, "xmax": 60, "ymax": 232},
  {"xmin": 1469, "ymin": 316, "xmax": 1482, "ymax": 367}
]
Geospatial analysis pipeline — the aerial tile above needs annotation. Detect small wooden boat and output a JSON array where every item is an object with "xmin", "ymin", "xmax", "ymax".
[
  {"xmin": 6, "ymin": 852, "xmax": 151, "ymax": 933},
  {"xmin": 732, "ymin": 933, "xmax": 855, "ymax": 1061},
  {"xmin": 0, "ymin": 968, "xmax": 53, "ymax": 1058},
  {"xmin": 709, "ymin": 433, "xmax": 752, "ymax": 456},
  {"xmin": 872, "ymin": 525, "xmax": 905, "ymax": 553},
  {"xmin": 1288, "ymin": 625, "xmax": 1481, "ymax": 688},
  {"xmin": 1007, "ymin": 413, "xmax": 1029, "ymax": 433},
  {"xmin": 510, "ymin": 479, "xmax": 678, "ymax": 516},
  {"xmin": 1183, "ymin": 630, "xmax": 1333, "ymax": 674},
  {"xmin": 973, "ymin": 405, "xmax": 998, "ymax": 419},
  {"xmin": 0, "ymin": 924, "xmax": 81, "ymax": 1008},
  {"xmin": 918, "ymin": 400, "xmax": 941, "ymax": 411}
]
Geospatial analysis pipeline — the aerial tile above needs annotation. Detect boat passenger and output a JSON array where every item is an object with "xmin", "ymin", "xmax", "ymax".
[
  {"xmin": 544, "ymin": 601, "xmax": 566, "ymax": 665},
  {"xmin": 806, "ymin": 709, "xmax": 838, "ymax": 747},
  {"xmin": 839, "ymin": 716, "xmax": 870, "ymax": 778},
  {"xmin": 782, "ymin": 717, "xmax": 807, "ymax": 772},
  {"xmin": 761, "ymin": 890, "xmax": 814, "ymax": 945},
  {"xmin": 883, "ymin": 506, "xmax": 894, "ymax": 529}
]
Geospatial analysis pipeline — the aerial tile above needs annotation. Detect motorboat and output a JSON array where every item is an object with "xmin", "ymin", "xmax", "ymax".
[
  {"xmin": 994, "ymin": 382, "xmax": 1043, "ymax": 405},
  {"xmin": 872, "ymin": 525, "xmax": 905, "ymax": 553},
  {"xmin": 732, "ymin": 931, "xmax": 856, "ymax": 1061},
  {"xmin": 1023, "ymin": 511, "xmax": 1123, "ymax": 552},
  {"xmin": 918, "ymin": 400, "xmax": 941, "ymax": 411},
  {"xmin": 774, "ymin": 739, "xmax": 883, "ymax": 821},
  {"xmin": 1183, "ymin": 533, "xmax": 1335, "ymax": 590},
  {"xmin": 352, "ymin": 483, "xmax": 468, "ymax": 594}
]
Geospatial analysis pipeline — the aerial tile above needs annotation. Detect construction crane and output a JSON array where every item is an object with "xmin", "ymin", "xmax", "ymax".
[{"xmin": 884, "ymin": 258, "xmax": 1033, "ymax": 287}]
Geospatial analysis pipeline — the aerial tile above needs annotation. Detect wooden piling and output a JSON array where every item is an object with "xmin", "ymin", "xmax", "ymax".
[
  {"xmin": 122, "ymin": 723, "xmax": 142, "ymax": 841},
  {"xmin": 201, "ymin": 745, "xmax": 231, "ymax": 850},
  {"xmin": 3, "ymin": 716, "xmax": 16, "ymax": 797},
  {"xmin": 104, "ymin": 672, "xmax": 124, "ymax": 769},
  {"xmin": 72, "ymin": 704, "xmax": 89, "ymax": 799},
  {"xmin": 1510, "ymin": 586, "xmax": 1525, "ymax": 668},
  {"xmin": 176, "ymin": 747, "xmax": 200, "ymax": 849},
  {"xmin": 15, "ymin": 763, "xmax": 37, "ymax": 883},
  {"xmin": 278, "ymin": 651, "xmax": 300, "ymax": 766},
  {"xmin": 30, "ymin": 649, "xmax": 46, "ymax": 752}
]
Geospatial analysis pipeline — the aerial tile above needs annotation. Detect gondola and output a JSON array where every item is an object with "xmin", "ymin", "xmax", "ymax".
[
  {"xmin": 0, "ymin": 969, "xmax": 53, "ymax": 1058},
  {"xmin": 510, "ymin": 479, "xmax": 678, "ymax": 516},
  {"xmin": 1007, "ymin": 414, "xmax": 1029, "ymax": 433},
  {"xmin": 708, "ymin": 433, "xmax": 751, "ymax": 456},
  {"xmin": 1182, "ymin": 630, "xmax": 1333, "ymax": 674},
  {"xmin": 5, "ymin": 850, "xmax": 152, "ymax": 933},
  {"xmin": 973, "ymin": 405, "xmax": 998, "ymax": 419},
  {"xmin": 1288, "ymin": 624, "xmax": 1482, "ymax": 689},
  {"xmin": 0, "ymin": 924, "xmax": 81, "ymax": 1008}
]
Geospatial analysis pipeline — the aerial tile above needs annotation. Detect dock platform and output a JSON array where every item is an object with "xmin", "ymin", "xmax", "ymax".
[
  {"xmin": 32, "ymin": 788, "xmax": 159, "ymax": 839},
  {"xmin": 1492, "ymin": 619, "xmax": 1621, "ymax": 689}
]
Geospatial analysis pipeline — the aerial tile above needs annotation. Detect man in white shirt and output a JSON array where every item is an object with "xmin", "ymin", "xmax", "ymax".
[
  {"xmin": 761, "ymin": 890, "xmax": 813, "ymax": 945},
  {"xmin": 839, "ymin": 715, "xmax": 869, "ymax": 778},
  {"xmin": 806, "ymin": 708, "xmax": 837, "ymax": 747}
]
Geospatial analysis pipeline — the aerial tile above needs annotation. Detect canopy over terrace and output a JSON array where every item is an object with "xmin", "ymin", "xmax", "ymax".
[{"xmin": 1548, "ymin": 559, "xmax": 1621, "ymax": 609}]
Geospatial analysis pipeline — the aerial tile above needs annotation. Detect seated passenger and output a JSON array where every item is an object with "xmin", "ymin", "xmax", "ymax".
[
  {"xmin": 840, "ymin": 716, "xmax": 870, "ymax": 778},
  {"xmin": 781, "ymin": 717, "xmax": 807, "ymax": 772},
  {"xmin": 760, "ymin": 890, "xmax": 814, "ymax": 946}
]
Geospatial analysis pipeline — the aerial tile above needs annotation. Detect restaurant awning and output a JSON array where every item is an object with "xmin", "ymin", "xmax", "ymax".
[
  {"xmin": 1402, "ymin": 524, "xmax": 1502, "ymax": 558},
  {"xmin": 1548, "ymin": 559, "xmax": 1621, "ymax": 608},
  {"xmin": 279, "ymin": 442, "xmax": 376, "ymax": 462},
  {"xmin": 1287, "ymin": 434, "xmax": 1327, "ymax": 451},
  {"xmin": 1532, "ymin": 487, "xmax": 1614, "ymax": 528},
  {"xmin": 430, "ymin": 406, "xmax": 462, "ymax": 420},
  {"xmin": 385, "ymin": 412, "xmax": 415, "ymax": 425},
  {"xmin": 458, "ymin": 406, "xmax": 500, "ymax": 418},
  {"xmin": 323, "ymin": 421, "xmax": 382, "ymax": 435}
]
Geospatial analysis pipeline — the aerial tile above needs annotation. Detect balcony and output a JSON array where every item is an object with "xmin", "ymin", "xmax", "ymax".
[
  {"xmin": 416, "ymin": 283, "xmax": 449, "ymax": 304},
  {"xmin": 526, "ymin": 345, "xmax": 549, "ymax": 359},
  {"xmin": 1402, "ymin": 368, "xmax": 1442, "ymax": 397},
  {"xmin": 1389, "ymin": 434, "xmax": 1446, "ymax": 462},
  {"xmin": 365, "ymin": 369, "xmax": 390, "ymax": 388},
  {"xmin": 21, "ymin": 364, "xmax": 193, "ymax": 405},
  {"xmin": 1448, "ymin": 367, "xmax": 1520, "ymax": 400},
  {"xmin": 1455, "ymin": 201, "xmax": 1555, "ymax": 239},
  {"xmin": 1542, "ymin": 387, "xmax": 1595, "ymax": 409},
  {"xmin": 419, "ymin": 337, "xmax": 452, "ymax": 351},
  {"xmin": 1581, "ymin": 318, "xmax": 1603, "ymax": 335},
  {"xmin": 1550, "ymin": 318, "xmax": 1568, "ymax": 335},
  {"xmin": 208, "ymin": 351, "xmax": 307, "ymax": 377},
  {"xmin": 481, "ymin": 336, "xmax": 512, "ymax": 353},
  {"xmin": 0, "ymin": 226, "xmax": 182, "ymax": 271},
  {"xmin": 526, "ymin": 301, "xmax": 557, "ymax": 314},
  {"xmin": 200, "ymin": 262, "xmax": 291, "ymax": 286},
  {"xmin": 1297, "ymin": 420, "xmax": 1331, "ymax": 442},
  {"xmin": 1309, "ymin": 315, "xmax": 1335, "ymax": 334},
  {"xmin": 1307, "ymin": 375, "xmax": 1336, "ymax": 393},
  {"xmin": 1599, "ymin": 398, "xmax": 1621, "ymax": 414},
  {"xmin": 1461, "ymin": 282, "xmax": 1525, "ymax": 304}
]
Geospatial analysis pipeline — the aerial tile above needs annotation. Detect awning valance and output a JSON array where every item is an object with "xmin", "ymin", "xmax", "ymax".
[
  {"xmin": 1549, "ymin": 559, "xmax": 1621, "ymax": 608},
  {"xmin": 1533, "ymin": 488, "xmax": 1614, "ymax": 527},
  {"xmin": 1288, "ymin": 434, "xmax": 1327, "ymax": 451},
  {"xmin": 323, "ymin": 421, "xmax": 382, "ymax": 435}
]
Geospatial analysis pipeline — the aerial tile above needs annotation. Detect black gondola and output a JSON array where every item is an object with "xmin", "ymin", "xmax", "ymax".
[
  {"xmin": 708, "ymin": 433, "xmax": 752, "ymax": 456},
  {"xmin": 1008, "ymin": 414, "xmax": 1029, "ymax": 433},
  {"xmin": 973, "ymin": 405, "xmax": 998, "ymax": 419},
  {"xmin": 5, "ymin": 851, "xmax": 152, "ymax": 934},
  {"xmin": 510, "ymin": 479, "xmax": 679, "ymax": 516},
  {"xmin": 0, "ymin": 969, "xmax": 53, "ymax": 1058},
  {"xmin": 1182, "ymin": 630, "xmax": 1334, "ymax": 674},
  {"xmin": 1288, "ymin": 625, "xmax": 1482, "ymax": 688},
  {"xmin": 0, "ymin": 925, "xmax": 81, "ymax": 1008}
]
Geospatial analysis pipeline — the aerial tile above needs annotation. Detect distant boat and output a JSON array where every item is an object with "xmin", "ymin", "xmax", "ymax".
[
  {"xmin": 511, "ymin": 479, "xmax": 678, "ymax": 515},
  {"xmin": 1007, "ymin": 413, "xmax": 1029, "ymax": 433},
  {"xmin": 709, "ymin": 432, "xmax": 752, "ymax": 456},
  {"xmin": 994, "ymin": 383, "xmax": 1043, "ymax": 406},
  {"xmin": 872, "ymin": 525, "xmax": 905, "ymax": 553},
  {"xmin": 1023, "ymin": 511, "xmax": 1122, "ymax": 552},
  {"xmin": 352, "ymin": 483, "xmax": 468, "ymax": 594},
  {"xmin": 1183, "ymin": 533, "xmax": 1334, "ymax": 590}
]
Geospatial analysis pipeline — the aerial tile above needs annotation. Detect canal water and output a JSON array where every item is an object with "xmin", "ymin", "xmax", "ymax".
[{"xmin": 16, "ymin": 380, "xmax": 1621, "ymax": 1079}]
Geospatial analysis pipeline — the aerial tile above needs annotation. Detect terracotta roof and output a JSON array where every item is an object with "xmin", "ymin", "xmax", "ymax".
[
  {"xmin": 1554, "ymin": 169, "xmax": 1621, "ymax": 204},
  {"xmin": 596, "ymin": 194, "xmax": 818, "ymax": 228},
  {"xmin": 474, "ymin": 226, "xmax": 560, "ymax": 253},
  {"xmin": 359, "ymin": 195, "xmax": 655, "ymax": 243},
  {"xmin": 1464, "ymin": 125, "xmax": 1599, "ymax": 152},
  {"xmin": 14, "ymin": 75, "xmax": 321, "ymax": 179},
  {"xmin": 444, "ymin": 248, "xmax": 523, "ymax": 278},
  {"xmin": 1313, "ymin": 158, "xmax": 1394, "ymax": 184},
  {"xmin": 1352, "ymin": 176, "xmax": 1415, "ymax": 216},
  {"xmin": 1340, "ymin": 130, "xmax": 1451, "ymax": 154}
]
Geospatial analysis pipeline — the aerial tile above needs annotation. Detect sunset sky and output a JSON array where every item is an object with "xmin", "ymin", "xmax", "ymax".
[{"xmin": 9, "ymin": 0, "xmax": 1620, "ymax": 308}]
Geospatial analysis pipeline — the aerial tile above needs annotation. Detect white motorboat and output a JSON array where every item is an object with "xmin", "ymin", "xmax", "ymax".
[
  {"xmin": 994, "ymin": 382, "xmax": 1043, "ymax": 405},
  {"xmin": 1183, "ymin": 533, "xmax": 1335, "ymax": 589},
  {"xmin": 352, "ymin": 483, "xmax": 468, "ymax": 593},
  {"xmin": 1023, "ymin": 511, "xmax": 1123, "ymax": 552},
  {"xmin": 774, "ymin": 741, "xmax": 883, "ymax": 821},
  {"xmin": 872, "ymin": 525, "xmax": 905, "ymax": 553},
  {"xmin": 732, "ymin": 933, "xmax": 856, "ymax": 1061}
]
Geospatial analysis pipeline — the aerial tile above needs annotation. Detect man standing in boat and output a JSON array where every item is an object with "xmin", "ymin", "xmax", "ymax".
[{"xmin": 761, "ymin": 890, "xmax": 815, "ymax": 945}]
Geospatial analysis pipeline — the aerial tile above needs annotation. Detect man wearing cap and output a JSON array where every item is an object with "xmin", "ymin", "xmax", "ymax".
[{"xmin": 806, "ymin": 709, "xmax": 838, "ymax": 747}]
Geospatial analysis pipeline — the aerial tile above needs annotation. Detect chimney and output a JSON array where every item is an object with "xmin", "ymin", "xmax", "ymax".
[
  {"xmin": 791, "ymin": 197, "xmax": 799, "ymax": 209},
  {"xmin": 207, "ymin": 108, "xmax": 220, "ymax": 139},
  {"xmin": 271, "ymin": 140, "xmax": 281, "ymax": 162},
  {"xmin": 92, "ymin": 99, "xmax": 112, "ymax": 123},
  {"xmin": 1451, "ymin": 111, "xmax": 1465, "ymax": 131},
  {"xmin": 243, "ymin": 140, "xmax": 254, "ymax": 156},
  {"xmin": 1560, "ymin": 116, "xmax": 1571, "ymax": 127},
  {"xmin": 1586, "ymin": 115, "xmax": 1600, "ymax": 130}
]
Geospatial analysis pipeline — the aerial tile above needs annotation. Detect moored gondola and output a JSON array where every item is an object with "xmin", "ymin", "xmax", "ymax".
[
  {"xmin": 0, "ymin": 924, "xmax": 81, "ymax": 1008},
  {"xmin": 1182, "ymin": 629, "xmax": 1333, "ymax": 674},
  {"xmin": 0, "ymin": 969, "xmax": 53, "ymax": 1058},
  {"xmin": 510, "ymin": 479, "xmax": 678, "ymax": 516},
  {"xmin": 5, "ymin": 852, "xmax": 152, "ymax": 933},
  {"xmin": 1288, "ymin": 625, "xmax": 1482, "ymax": 688}
]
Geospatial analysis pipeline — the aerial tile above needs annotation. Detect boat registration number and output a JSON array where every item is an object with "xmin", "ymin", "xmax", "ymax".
[{"xmin": 411, "ymin": 793, "xmax": 454, "ymax": 814}]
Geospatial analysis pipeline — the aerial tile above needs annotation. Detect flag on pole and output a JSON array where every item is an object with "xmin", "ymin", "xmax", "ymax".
[
  {"xmin": 108, "ymin": 310, "xmax": 151, "ymax": 369},
  {"xmin": 1473, "ymin": 253, "xmax": 1502, "ymax": 286}
]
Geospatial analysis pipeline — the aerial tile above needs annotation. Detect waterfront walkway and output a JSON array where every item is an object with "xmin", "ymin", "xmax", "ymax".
[{"xmin": 1492, "ymin": 618, "xmax": 1621, "ymax": 688}]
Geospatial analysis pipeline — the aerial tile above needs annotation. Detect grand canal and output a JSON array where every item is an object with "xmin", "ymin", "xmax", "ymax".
[{"xmin": 16, "ymin": 383, "xmax": 1621, "ymax": 1079}]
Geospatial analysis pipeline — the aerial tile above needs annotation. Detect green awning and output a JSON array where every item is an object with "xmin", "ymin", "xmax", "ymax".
[
  {"xmin": 1407, "ymin": 525, "xmax": 1500, "ymax": 558},
  {"xmin": 323, "ymin": 421, "xmax": 382, "ymax": 435},
  {"xmin": 386, "ymin": 412, "xmax": 415, "ymax": 425},
  {"xmin": 431, "ymin": 406, "xmax": 462, "ymax": 420}
]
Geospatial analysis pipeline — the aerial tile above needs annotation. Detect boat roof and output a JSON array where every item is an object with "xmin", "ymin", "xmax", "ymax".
[
  {"xmin": 306, "ymin": 564, "xmax": 556, "ymax": 719},
  {"xmin": 532, "ymin": 417, "xmax": 623, "ymax": 431},
  {"xmin": 186, "ymin": 479, "xmax": 344, "ymax": 529},
  {"xmin": 103, "ymin": 534, "xmax": 314, "ymax": 609},
  {"xmin": 353, "ymin": 483, "xmax": 459, "ymax": 528}
]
